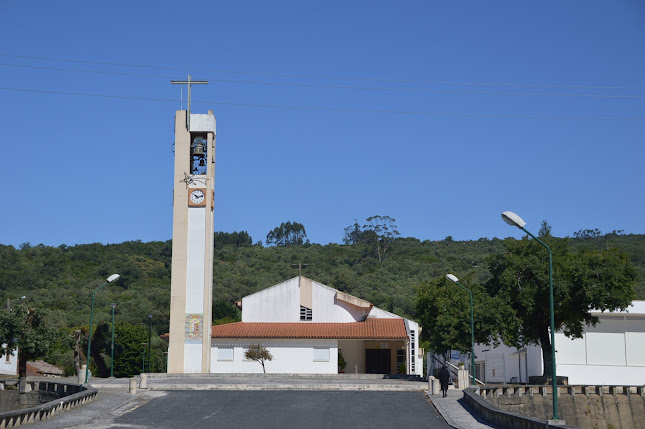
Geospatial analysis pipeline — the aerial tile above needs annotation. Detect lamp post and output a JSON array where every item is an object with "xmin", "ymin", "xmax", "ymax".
[
  {"xmin": 501, "ymin": 211, "xmax": 559, "ymax": 421},
  {"xmin": 141, "ymin": 343, "xmax": 148, "ymax": 373},
  {"xmin": 110, "ymin": 303, "xmax": 116, "ymax": 378},
  {"xmin": 147, "ymin": 314, "xmax": 152, "ymax": 373},
  {"xmin": 6, "ymin": 296, "xmax": 25, "ymax": 312},
  {"xmin": 85, "ymin": 274, "xmax": 120, "ymax": 384},
  {"xmin": 446, "ymin": 274, "xmax": 476, "ymax": 386}
]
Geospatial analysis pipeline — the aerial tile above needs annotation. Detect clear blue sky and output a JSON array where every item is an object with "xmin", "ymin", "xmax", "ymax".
[{"xmin": 1, "ymin": 1, "xmax": 644, "ymax": 247}]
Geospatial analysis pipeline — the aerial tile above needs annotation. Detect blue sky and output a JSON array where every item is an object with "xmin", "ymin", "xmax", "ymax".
[{"xmin": 1, "ymin": 1, "xmax": 644, "ymax": 247}]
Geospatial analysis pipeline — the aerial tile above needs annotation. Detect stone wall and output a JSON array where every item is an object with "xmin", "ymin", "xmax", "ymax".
[
  {"xmin": 473, "ymin": 385, "xmax": 645, "ymax": 429},
  {"xmin": 0, "ymin": 390, "xmax": 60, "ymax": 412}
]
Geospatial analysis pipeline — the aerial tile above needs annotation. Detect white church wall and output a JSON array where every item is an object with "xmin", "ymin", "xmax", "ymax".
[
  {"xmin": 405, "ymin": 319, "xmax": 422, "ymax": 376},
  {"xmin": 0, "ymin": 347, "xmax": 18, "ymax": 376},
  {"xmin": 185, "ymin": 207, "xmax": 206, "ymax": 314},
  {"xmin": 558, "ymin": 365, "xmax": 645, "ymax": 385},
  {"xmin": 552, "ymin": 312, "xmax": 645, "ymax": 385},
  {"xmin": 368, "ymin": 307, "xmax": 401, "ymax": 319},
  {"xmin": 311, "ymin": 282, "xmax": 358, "ymax": 322},
  {"xmin": 473, "ymin": 303, "xmax": 645, "ymax": 385},
  {"xmin": 210, "ymin": 339, "xmax": 338, "ymax": 374},
  {"xmin": 242, "ymin": 278, "xmax": 300, "ymax": 322},
  {"xmin": 474, "ymin": 343, "xmax": 543, "ymax": 383},
  {"xmin": 184, "ymin": 343, "xmax": 202, "ymax": 373}
]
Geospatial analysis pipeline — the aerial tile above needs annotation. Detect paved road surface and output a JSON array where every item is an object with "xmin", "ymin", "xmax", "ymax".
[
  {"xmin": 115, "ymin": 391, "xmax": 451, "ymax": 429},
  {"xmin": 29, "ymin": 390, "xmax": 452, "ymax": 429}
]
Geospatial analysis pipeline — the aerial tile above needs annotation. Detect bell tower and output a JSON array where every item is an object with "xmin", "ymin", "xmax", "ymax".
[{"xmin": 167, "ymin": 76, "xmax": 216, "ymax": 373}]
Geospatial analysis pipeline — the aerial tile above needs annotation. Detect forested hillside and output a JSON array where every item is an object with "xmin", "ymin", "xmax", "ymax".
[{"xmin": 1, "ymin": 231, "xmax": 643, "ymax": 337}]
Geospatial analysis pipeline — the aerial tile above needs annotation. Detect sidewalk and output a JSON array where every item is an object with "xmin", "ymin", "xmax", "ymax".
[{"xmin": 427, "ymin": 389, "xmax": 502, "ymax": 429}]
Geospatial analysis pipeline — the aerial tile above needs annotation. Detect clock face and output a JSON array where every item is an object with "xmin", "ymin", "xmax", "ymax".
[{"xmin": 189, "ymin": 189, "xmax": 205, "ymax": 205}]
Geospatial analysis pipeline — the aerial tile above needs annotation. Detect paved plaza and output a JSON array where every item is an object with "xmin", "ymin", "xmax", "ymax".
[{"xmin": 23, "ymin": 375, "xmax": 499, "ymax": 429}]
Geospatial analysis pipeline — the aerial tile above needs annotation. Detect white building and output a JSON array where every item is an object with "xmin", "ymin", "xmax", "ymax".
[
  {"xmin": 469, "ymin": 301, "xmax": 645, "ymax": 385},
  {"xmin": 210, "ymin": 276, "xmax": 423, "ymax": 375},
  {"xmin": 0, "ymin": 347, "xmax": 18, "ymax": 376}
]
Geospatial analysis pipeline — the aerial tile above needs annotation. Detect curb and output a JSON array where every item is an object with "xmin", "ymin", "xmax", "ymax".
[{"xmin": 91, "ymin": 383, "xmax": 426, "ymax": 392}]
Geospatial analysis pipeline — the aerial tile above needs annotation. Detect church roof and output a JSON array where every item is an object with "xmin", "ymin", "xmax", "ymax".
[{"xmin": 211, "ymin": 318, "xmax": 408, "ymax": 339}]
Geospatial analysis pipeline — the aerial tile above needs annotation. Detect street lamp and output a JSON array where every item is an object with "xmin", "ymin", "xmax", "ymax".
[
  {"xmin": 446, "ymin": 274, "xmax": 476, "ymax": 386},
  {"xmin": 141, "ymin": 343, "xmax": 148, "ymax": 373},
  {"xmin": 147, "ymin": 314, "xmax": 152, "ymax": 373},
  {"xmin": 85, "ymin": 274, "xmax": 120, "ymax": 384},
  {"xmin": 110, "ymin": 303, "xmax": 116, "ymax": 378},
  {"xmin": 6, "ymin": 296, "xmax": 26, "ymax": 312},
  {"xmin": 501, "ymin": 211, "xmax": 559, "ymax": 421}
]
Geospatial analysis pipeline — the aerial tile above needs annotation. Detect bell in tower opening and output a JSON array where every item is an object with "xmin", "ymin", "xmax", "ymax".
[{"xmin": 190, "ymin": 134, "xmax": 208, "ymax": 175}]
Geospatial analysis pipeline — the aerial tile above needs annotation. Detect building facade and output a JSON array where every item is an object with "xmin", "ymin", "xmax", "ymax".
[
  {"xmin": 211, "ymin": 277, "xmax": 423, "ymax": 375},
  {"xmin": 465, "ymin": 301, "xmax": 645, "ymax": 385}
]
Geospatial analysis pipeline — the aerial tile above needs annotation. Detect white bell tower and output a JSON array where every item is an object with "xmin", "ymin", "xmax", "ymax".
[{"xmin": 167, "ymin": 76, "xmax": 216, "ymax": 373}]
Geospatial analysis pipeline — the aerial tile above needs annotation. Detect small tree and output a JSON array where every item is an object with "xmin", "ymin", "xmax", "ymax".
[
  {"xmin": 0, "ymin": 304, "xmax": 56, "ymax": 390},
  {"xmin": 245, "ymin": 344, "xmax": 273, "ymax": 373}
]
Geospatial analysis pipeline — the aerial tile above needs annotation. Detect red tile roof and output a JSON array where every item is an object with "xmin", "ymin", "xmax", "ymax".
[{"xmin": 211, "ymin": 318, "xmax": 408, "ymax": 339}]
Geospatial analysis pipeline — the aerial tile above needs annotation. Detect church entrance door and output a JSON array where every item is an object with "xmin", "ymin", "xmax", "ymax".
[{"xmin": 365, "ymin": 349, "xmax": 391, "ymax": 374}]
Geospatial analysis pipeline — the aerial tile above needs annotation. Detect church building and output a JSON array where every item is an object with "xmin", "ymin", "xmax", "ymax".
[{"xmin": 210, "ymin": 277, "xmax": 423, "ymax": 375}]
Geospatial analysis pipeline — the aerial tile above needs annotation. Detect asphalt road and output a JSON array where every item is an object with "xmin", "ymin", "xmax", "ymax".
[{"xmin": 66, "ymin": 390, "xmax": 449, "ymax": 429}]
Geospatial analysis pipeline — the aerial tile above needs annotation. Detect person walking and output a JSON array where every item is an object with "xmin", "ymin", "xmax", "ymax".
[{"xmin": 438, "ymin": 364, "xmax": 450, "ymax": 397}]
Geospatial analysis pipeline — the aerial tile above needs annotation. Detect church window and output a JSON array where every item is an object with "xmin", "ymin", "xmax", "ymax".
[
  {"xmin": 313, "ymin": 347, "xmax": 330, "ymax": 362},
  {"xmin": 217, "ymin": 347, "xmax": 234, "ymax": 361},
  {"xmin": 410, "ymin": 330, "xmax": 416, "ymax": 371},
  {"xmin": 300, "ymin": 306, "xmax": 312, "ymax": 321}
]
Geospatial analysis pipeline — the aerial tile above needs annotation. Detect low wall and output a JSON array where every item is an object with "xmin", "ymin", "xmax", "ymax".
[
  {"xmin": 0, "ymin": 381, "xmax": 97, "ymax": 428},
  {"xmin": 466, "ymin": 385, "xmax": 645, "ymax": 429}
]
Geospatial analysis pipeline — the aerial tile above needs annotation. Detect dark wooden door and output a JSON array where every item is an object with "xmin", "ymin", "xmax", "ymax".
[{"xmin": 365, "ymin": 349, "xmax": 391, "ymax": 374}]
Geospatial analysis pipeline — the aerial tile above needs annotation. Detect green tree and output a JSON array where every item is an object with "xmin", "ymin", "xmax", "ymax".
[
  {"xmin": 93, "ymin": 321, "xmax": 149, "ymax": 377},
  {"xmin": 573, "ymin": 228, "xmax": 602, "ymax": 239},
  {"xmin": 244, "ymin": 344, "xmax": 273, "ymax": 373},
  {"xmin": 415, "ymin": 277, "xmax": 511, "ymax": 354},
  {"xmin": 486, "ymin": 237, "xmax": 637, "ymax": 377},
  {"xmin": 214, "ymin": 231, "xmax": 253, "ymax": 250},
  {"xmin": 266, "ymin": 222, "xmax": 307, "ymax": 246},
  {"xmin": 212, "ymin": 299, "xmax": 241, "ymax": 325},
  {"xmin": 363, "ymin": 215, "xmax": 399, "ymax": 262},
  {"xmin": 343, "ymin": 221, "xmax": 375, "ymax": 245},
  {"xmin": 0, "ymin": 304, "xmax": 56, "ymax": 382},
  {"xmin": 538, "ymin": 220, "xmax": 552, "ymax": 238}
]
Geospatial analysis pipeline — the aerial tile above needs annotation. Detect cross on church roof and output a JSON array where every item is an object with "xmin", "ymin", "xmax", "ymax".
[{"xmin": 171, "ymin": 74, "xmax": 208, "ymax": 129}]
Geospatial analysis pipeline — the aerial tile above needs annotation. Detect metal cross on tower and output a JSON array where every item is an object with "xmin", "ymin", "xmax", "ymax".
[{"xmin": 171, "ymin": 74, "xmax": 208, "ymax": 129}]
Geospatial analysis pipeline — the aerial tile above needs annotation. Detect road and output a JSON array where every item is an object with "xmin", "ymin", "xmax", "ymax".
[
  {"xmin": 29, "ymin": 390, "xmax": 452, "ymax": 429},
  {"xmin": 115, "ymin": 391, "xmax": 451, "ymax": 429}
]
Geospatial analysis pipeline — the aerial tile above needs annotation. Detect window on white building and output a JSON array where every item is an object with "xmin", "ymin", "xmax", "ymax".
[
  {"xmin": 217, "ymin": 347, "xmax": 234, "ymax": 361},
  {"xmin": 313, "ymin": 347, "xmax": 330, "ymax": 361},
  {"xmin": 410, "ymin": 330, "xmax": 416, "ymax": 372},
  {"xmin": 300, "ymin": 306, "xmax": 312, "ymax": 321}
]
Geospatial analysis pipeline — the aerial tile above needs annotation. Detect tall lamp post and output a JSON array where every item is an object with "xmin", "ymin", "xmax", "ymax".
[
  {"xmin": 141, "ymin": 343, "xmax": 148, "ymax": 373},
  {"xmin": 147, "ymin": 314, "xmax": 152, "ymax": 373},
  {"xmin": 446, "ymin": 274, "xmax": 476, "ymax": 385},
  {"xmin": 85, "ymin": 274, "xmax": 120, "ymax": 384},
  {"xmin": 110, "ymin": 303, "xmax": 116, "ymax": 378},
  {"xmin": 501, "ymin": 211, "xmax": 559, "ymax": 421}
]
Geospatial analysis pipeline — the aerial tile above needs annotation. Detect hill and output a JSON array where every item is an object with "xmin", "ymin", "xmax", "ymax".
[{"xmin": 1, "ymin": 232, "xmax": 643, "ymax": 337}]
